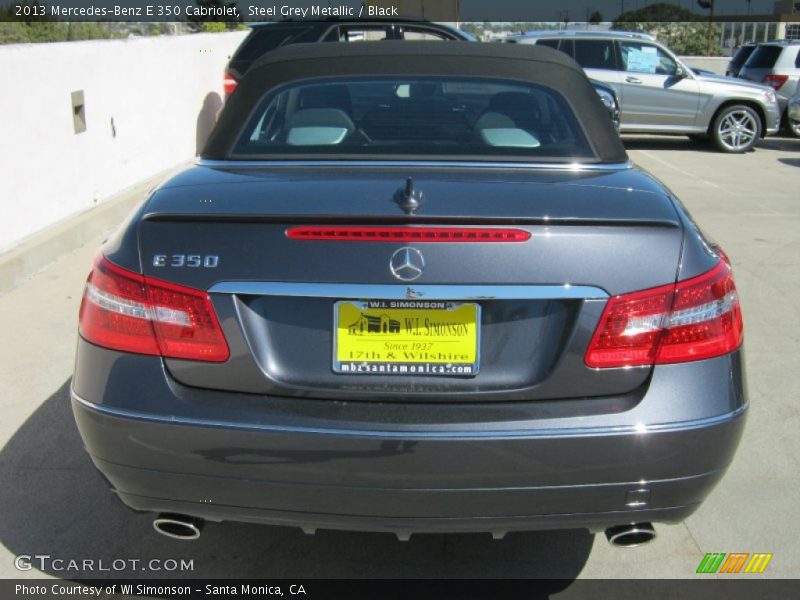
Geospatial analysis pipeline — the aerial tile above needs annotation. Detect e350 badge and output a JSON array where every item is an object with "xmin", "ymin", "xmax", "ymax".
[{"xmin": 152, "ymin": 254, "xmax": 219, "ymax": 268}]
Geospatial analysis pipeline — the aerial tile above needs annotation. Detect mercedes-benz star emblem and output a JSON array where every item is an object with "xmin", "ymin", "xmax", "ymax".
[{"xmin": 389, "ymin": 247, "xmax": 425, "ymax": 282}]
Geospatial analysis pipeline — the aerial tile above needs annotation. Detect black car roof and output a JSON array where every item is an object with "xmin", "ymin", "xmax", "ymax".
[{"xmin": 203, "ymin": 41, "xmax": 627, "ymax": 163}]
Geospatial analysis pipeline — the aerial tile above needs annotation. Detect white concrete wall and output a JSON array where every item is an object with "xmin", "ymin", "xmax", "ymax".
[{"xmin": 0, "ymin": 31, "xmax": 247, "ymax": 253}]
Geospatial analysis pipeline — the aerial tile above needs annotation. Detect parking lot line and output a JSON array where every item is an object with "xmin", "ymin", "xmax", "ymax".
[{"xmin": 636, "ymin": 149, "xmax": 721, "ymax": 189}]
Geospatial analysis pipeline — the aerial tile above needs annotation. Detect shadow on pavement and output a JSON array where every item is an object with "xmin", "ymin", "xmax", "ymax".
[
  {"xmin": 622, "ymin": 135, "xmax": 716, "ymax": 153},
  {"xmin": 622, "ymin": 134, "xmax": 800, "ymax": 153},
  {"xmin": 778, "ymin": 158, "xmax": 800, "ymax": 168},
  {"xmin": 0, "ymin": 380, "xmax": 594, "ymax": 583}
]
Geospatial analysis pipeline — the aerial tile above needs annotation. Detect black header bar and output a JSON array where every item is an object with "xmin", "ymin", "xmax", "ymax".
[{"xmin": 2, "ymin": 0, "xmax": 798, "ymax": 23}]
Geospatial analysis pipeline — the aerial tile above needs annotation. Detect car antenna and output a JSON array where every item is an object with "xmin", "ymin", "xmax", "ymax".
[{"xmin": 395, "ymin": 177, "xmax": 424, "ymax": 215}]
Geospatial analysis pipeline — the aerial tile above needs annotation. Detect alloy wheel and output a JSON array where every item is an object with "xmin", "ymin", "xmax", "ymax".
[{"xmin": 716, "ymin": 109, "xmax": 758, "ymax": 152}]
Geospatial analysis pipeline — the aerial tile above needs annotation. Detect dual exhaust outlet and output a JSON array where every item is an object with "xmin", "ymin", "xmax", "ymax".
[
  {"xmin": 152, "ymin": 513, "xmax": 656, "ymax": 547},
  {"xmin": 605, "ymin": 522, "xmax": 657, "ymax": 548},
  {"xmin": 152, "ymin": 514, "xmax": 203, "ymax": 540}
]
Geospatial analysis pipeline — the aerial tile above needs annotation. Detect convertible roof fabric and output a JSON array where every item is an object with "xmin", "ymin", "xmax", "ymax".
[{"xmin": 202, "ymin": 41, "xmax": 628, "ymax": 163}]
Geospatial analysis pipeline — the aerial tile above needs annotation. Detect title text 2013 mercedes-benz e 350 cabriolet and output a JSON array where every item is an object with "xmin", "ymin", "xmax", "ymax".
[{"xmin": 71, "ymin": 43, "xmax": 746, "ymax": 546}]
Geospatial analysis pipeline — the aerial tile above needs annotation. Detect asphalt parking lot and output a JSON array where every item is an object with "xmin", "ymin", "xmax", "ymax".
[{"xmin": 0, "ymin": 134, "xmax": 798, "ymax": 581}]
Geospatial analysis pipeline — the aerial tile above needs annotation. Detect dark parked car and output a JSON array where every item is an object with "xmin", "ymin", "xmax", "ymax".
[
  {"xmin": 224, "ymin": 19, "xmax": 621, "ymax": 129},
  {"xmin": 72, "ymin": 43, "xmax": 746, "ymax": 547},
  {"xmin": 223, "ymin": 18, "xmax": 474, "ymax": 95}
]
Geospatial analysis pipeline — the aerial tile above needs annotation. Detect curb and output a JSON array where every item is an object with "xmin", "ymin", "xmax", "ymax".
[{"xmin": 0, "ymin": 164, "xmax": 187, "ymax": 295}]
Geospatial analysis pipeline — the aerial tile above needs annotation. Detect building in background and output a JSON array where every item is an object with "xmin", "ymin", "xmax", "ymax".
[
  {"xmin": 773, "ymin": 0, "xmax": 800, "ymax": 38},
  {"xmin": 715, "ymin": 0, "xmax": 799, "ymax": 51}
]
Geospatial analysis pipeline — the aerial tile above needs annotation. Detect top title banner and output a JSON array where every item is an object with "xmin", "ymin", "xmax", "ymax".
[
  {"xmin": 2, "ymin": 0, "xmax": 794, "ymax": 23},
  {"xmin": 8, "ymin": 2, "xmax": 381, "ymax": 20}
]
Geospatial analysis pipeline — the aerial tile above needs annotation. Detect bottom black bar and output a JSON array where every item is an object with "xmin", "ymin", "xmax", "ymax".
[{"xmin": 3, "ymin": 579, "xmax": 800, "ymax": 600}]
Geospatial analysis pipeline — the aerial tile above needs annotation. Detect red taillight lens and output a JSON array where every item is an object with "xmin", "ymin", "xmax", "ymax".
[
  {"xmin": 286, "ymin": 226, "xmax": 531, "ymax": 242},
  {"xmin": 655, "ymin": 259, "xmax": 743, "ymax": 364},
  {"xmin": 79, "ymin": 257, "xmax": 160, "ymax": 356},
  {"xmin": 223, "ymin": 71, "xmax": 238, "ymax": 95},
  {"xmin": 762, "ymin": 74, "xmax": 788, "ymax": 90},
  {"xmin": 584, "ymin": 281, "xmax": 674, "ymax": 368},
  {"xmin": 585, "ymin": 258, "xmax": 743, "ymax": 368},
  {"xmin": 79, "ymin": 257, "xmax": 229, "ymax": 362},
  {"xmin": 146, "ymin": 276, "xmax": 230, "ymax": 362}
]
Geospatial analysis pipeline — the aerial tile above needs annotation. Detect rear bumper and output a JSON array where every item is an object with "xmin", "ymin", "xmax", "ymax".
[
  {"xmin": 71, "ymin": 342, "xmax": 748, "ymax": 535},
  {"xmin": 73, "ymin": 394, "xmax": 743, "ymax": 534}
]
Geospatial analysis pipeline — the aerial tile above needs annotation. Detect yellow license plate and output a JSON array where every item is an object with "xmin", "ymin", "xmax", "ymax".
[{"xmin": 334, "ymin": 300, "xmax": 480, "ymax": 376}]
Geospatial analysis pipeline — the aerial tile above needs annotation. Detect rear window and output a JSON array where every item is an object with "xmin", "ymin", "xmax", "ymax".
[
  {"xmin": 730, "ymin": 45, "xmax": 756, "ymax": 68},
  {"xmin": 232, "ymin": 77, "xmax": 594, "ymax": 161},
  {"xmin": 400, "ymin": 27, "xmax": 451, "ymax": 41},
  {"xmin": 327, "ymin": 26, "xmax": 392, "ymax": 42},
  {"xmin": 744, "ymin": 45, "xmax": 783, "ymax": 69}
]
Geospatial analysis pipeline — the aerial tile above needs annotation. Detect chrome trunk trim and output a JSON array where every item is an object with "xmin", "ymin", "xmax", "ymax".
[{"xmin": 207, "ymin": 282, "xmax": 610, "ymax": 300}]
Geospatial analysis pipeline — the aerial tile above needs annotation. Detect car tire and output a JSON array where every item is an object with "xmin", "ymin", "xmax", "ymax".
[{"xmin": 711, "ymin": 105, "xmax": 761, "ymax": 153}]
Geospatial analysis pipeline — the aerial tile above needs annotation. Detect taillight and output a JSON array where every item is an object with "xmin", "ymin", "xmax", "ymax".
[
  {"xmin": 286, "ymin": 226, "xmax": 531, "ymax": 242},
  {"xmin": 79, "ymin": 257, "xmax": 229, "ymax": 362},
  {"xmin": 656, "ymin": 258, "xmax": 742, "ymax": 364},
  {"xmin": 223, "ymin": 71, "xmax": 238, "ymax": 95},
  {"xmin": 762, "ymin": 74, "xmax": 788, "ymax": 91},
  {"xmin": 585, "ymin": 257, "xmax": 743, "ymax": 368}
]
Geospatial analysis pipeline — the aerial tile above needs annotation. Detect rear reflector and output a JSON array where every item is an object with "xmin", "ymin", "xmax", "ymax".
[
  {"xmin": 286, "ymin": 226, "xmax": 531, "ymax": 242},
  {"xmin": 79, "ymin": 257, "xmax": 229, "ymax": 362},
  {"xmin": 762, "ymin": 74, "xmax": 788, "ymax": 91},
  {"xmin": 223, "ymin": 71, "xmax": 238, "ymax": 95},
  {"xmin": 585, "ymin": 255, "xmax": 743, "ymax": 368}
]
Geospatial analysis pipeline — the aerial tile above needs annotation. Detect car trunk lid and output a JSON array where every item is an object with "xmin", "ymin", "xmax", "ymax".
[{"xmin": 137, "ymin": 163, "xmax": 683, "ymax": 402}]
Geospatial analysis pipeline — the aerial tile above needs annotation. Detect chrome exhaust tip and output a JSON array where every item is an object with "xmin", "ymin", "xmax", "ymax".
[
  {"xmin": 605, "ymin": 522, "xmax": 656, "ymax": 548},
  {"xmin": 153, "ymin": 514, "xmax": 203, "ymax": 540}
]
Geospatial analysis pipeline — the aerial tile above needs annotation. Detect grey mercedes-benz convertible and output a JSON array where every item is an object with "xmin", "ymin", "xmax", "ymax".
[{"xmin": 71, "ymin": 42, "xmax": 746, "ymax": 547}]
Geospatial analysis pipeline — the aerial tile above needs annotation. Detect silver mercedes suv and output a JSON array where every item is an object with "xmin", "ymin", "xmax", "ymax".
[{"xmin": 506, "ymin": 30, "xmax": 781, "ymax": 152}]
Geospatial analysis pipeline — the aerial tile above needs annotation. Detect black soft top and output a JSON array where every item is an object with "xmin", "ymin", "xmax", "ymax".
[{"xmin": 203, "ymin": 41, "xmax": 627, "ymax": 163}]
